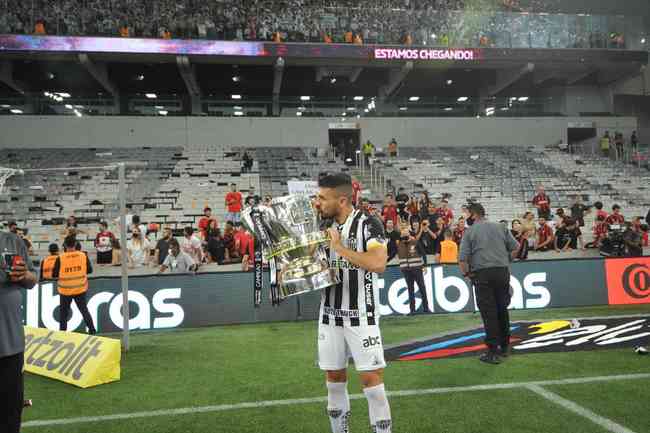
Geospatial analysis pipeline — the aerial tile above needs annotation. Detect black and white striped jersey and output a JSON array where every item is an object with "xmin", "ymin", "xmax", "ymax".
[{"xmin": 320, "ymin": 209, "xmax": 387, "ymax": 327}]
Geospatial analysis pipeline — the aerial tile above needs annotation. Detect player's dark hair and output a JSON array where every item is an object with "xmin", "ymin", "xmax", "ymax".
[
  {"xmin": 594, "ymin": 201, "xmax": 603, "ymax": 210},
  {"xmin": 318, "ymin": 173, "xmax": 353, "ymax": 198},
  {"xmin": 468, "ymin": 202, "xmax": 485, "ymax": 217},
  {"xmin": 63, "ymin": 235, "xmax": 76, "ymax": 249}
]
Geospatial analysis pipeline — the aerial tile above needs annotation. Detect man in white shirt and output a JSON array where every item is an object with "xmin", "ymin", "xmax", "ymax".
[
  {"xmin": 180, "ymin": 226, "xmax": 203, "ymax": 264},
  {"xmin": 160, "ymin": 239, "xmax": 196, "ymax": 274}
]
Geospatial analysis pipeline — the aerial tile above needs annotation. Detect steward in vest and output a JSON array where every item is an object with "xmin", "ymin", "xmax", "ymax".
[
  {"xmin": 397, "ymin": 225, "xmax": 431, "ymax": 314},
  {"xmin": 362, "ymin": 140, "xmax": 374, "ymax": 166},
  {"xmin": 436, "ymin": 230, "xmax": 458, "ymax": 264},
  {"xmin": 39, "ymin": 243, "xmax": 59, "ymax": 281},
  {"xmin": 52, "ymin": 236, "xmax": 96, "ymax": 334}
]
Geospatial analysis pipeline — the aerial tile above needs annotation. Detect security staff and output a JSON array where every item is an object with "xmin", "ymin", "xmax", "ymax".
[
  {"xmin": 52, "ymin": 236, "xmax": 96, "ymax": 334},
  {"xmin": 459, "ymin": 203, "xmax": 519, "ymax": 365},
  {"xmin": 0, "ymin": 230, "xmax": 38, "ymax": 433},
  {"xmin": 40, "ymin": 243, "xmax": 59, "ymax": 281}
]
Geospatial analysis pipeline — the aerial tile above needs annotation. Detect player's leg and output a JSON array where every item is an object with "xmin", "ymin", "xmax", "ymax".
[
  {"xmin": 346, "ymin": 326, "xmax": 392, "ymax": 433},
  {"xmin": 319, "ymin": 324, "xmax": 350, "ymax": 433}
]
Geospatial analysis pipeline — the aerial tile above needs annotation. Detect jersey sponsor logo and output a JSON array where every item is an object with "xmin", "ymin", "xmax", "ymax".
[
  {"xmin": 364, "ymin": 271, "xmax": 374, "ymax": 317},
  {"xmin": 323, "ymin": 306, "xmax": 361, "ymax": 318},
  {"xmin": 362, "ymin": 335, "xmax": 381, "ymax": 348},
  {"xmin": 386, "ymin": 317, "xmax": 650, "ymax": 361},
  {"xmin": 606, "ymin": 257, "xmax": 650, "ymax": 305},
  {"xmin": 330, "ymin": 257, "xmax": 360, "ymax": 270}
]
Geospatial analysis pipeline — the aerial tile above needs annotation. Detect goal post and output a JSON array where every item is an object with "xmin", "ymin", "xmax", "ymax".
[{"xmin": 0, "ymin": 162, "xmax": 140, "ymax": 352}]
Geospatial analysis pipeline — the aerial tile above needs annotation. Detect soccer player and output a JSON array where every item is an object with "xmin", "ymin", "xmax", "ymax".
[{"xmin": 314, "ymin": 173, "xmax": 392, "ymax": 433}]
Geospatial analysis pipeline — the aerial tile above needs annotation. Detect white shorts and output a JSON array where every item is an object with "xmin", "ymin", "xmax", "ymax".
[{"xmin": 318, "ymin": 323, "xmax": 387, "ymax": 372}]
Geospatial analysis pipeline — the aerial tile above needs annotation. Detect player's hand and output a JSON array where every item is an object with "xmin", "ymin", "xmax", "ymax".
[{"xmin": 327, "ymin": 228, "xmax": 343, "ymax": 252}]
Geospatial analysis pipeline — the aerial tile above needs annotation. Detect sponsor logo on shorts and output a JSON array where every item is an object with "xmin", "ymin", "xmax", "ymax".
[{"xmin": 362, "ymin": 336, "xmax": 381, "ymax": 348}]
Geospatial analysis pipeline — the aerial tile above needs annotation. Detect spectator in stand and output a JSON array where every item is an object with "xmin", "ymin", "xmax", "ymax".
[
  {"xmin": 395, "ymin": 187, "xmax": 410, "ymax": 221},
  {"xmin": 381, "ymin": 194, "xmax": 398, "ymax": 227},
  {"xmin": 127, "ymin": 226, "xmax": 151, "ymax": 268},
  {"xmin": 532, "ymin": 185, "xmax": 551, "ymax": 219},
  {"xmin": 630, "ymin": 131, "xmax": 638, "ymax": 154},
  {"xmin": 351, "ymin": 178, "xmax": 362, "ymax": 207},
  {"xmin": 435, "ymin": 230, "xmax": 458, "ymax": 264},
  {"xmin": 60, "ymin": 215, "xmax": 86, "ymax": 239},
  {"xmin": 263, "ymin": 195, "xmax": 273, "ymax": 206},
  {"xmin": 131, "ymin": 215, "xmax": 148, "ymax": 239},
  {"xmin": 640, "ymin": 224, "xmax": 649, "ymax": 248},
  {"xmin": 154, "ymin": 227, "xmax": 173, "ymax": 266},
  {"xmin": 388, "ymin": 138, "xmax": 398, "ymax": 157},
  {"xmin": 569, "ymin": 195, "xmax": 588, "ymax": 227},
  {"xmin": 554, "ymin": 208, "xmax": 568, "ymax": 229},
  {"xmin": 238, "ymin": 228, "xmax": 255, "ymax": 271},
  {"xmin": 180, "ymin": 227, "xmax": 203, "ymax": 265},
  {"xmin": 198, "ymin": 207, "xmax": 216, "ymax": 241},
  {"xmin": 242, "ymin": 151, "xmax": 253, "ymax": 173},
  {"xmin": 600, "ymin": 131, "xmax": 611, "ymax": 157},
  {"xmin": 594, "ymin": 201, "xmax": 608, "ymax": 221},
  {"xmin": 245, "ymin": 186, "xmax": 260, "ymax": 207},
  {"xmin": 605, "ymin": 205, "xmax": 625, "ymax": 226},
  {"xmin": 436, "ymin": 199, "xmax": 454, "ymax": 226},
  {"xmin": 622, "ymin": 222, "xmax": 643, "ymax": 257},
  {"xmin": 554, "ymin": 218, "xmax": 583, "ymax": 252},
  {"xmin": 111, "ymin": 238, "xmax": 122, "ymax": 266},
  {"xmin": 206, "ymin": 225, "xmax": 227, "ymax": 264},
  {"xmin": 521, "ymin": 212, "xmax": 536, "ymax": 247},
  {"xmin": 160, "ymin": 238, "xmax": 197, "ymax": 274},
  {"xmin": 535, "ymin": 216, "xmax": 554, "ymax": 251},
  {"xmin": 614, "ymin": 132, "xmax": 624, "ymax": 160},
  {"xmin": 94, "ymin": 221, "xmax": 115, "ymax": 266},
  {"xmin": 586, "ymin": 214, "xmax": 608, "ymax": 249},
  {"xmin": 407, "ymin": 195, "xmax": 420, "ymax": 225},
  {"xmin": 225, "ymin": 184, "xmax": 243, "ymax": 223},
  {"xmin": 418, "ymin": 191, "xmax": 433, "ymax": 221},
  {"xmin": 223, "ymin": 221, "xmax": 236, "ymax": 262},
  {"xmin": 453, "ymin": 217, "xmax": 466, "ymax": 244},
  {"xmin": 510, "ymin": 219, "xmax": 528, "ymax": 260},
  {"xmin": 385, "ymin": 219, "xmax": 400, "ymax": 262}
]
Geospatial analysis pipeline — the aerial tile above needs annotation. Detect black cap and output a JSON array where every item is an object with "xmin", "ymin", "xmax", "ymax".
[{"xmin": 48, "ymin": 243, "xmax": 59, "ymax": 254}]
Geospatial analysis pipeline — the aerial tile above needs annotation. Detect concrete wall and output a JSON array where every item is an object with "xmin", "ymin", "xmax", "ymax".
[{"xmin": 0, "ymin": 115, "xmax": 638, "ymax": 150}]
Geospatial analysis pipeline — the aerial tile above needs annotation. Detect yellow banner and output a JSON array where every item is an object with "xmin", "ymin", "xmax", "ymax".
[{"xmin": 23, "ymin": 326, "xmax": 121, "ymax": 388}]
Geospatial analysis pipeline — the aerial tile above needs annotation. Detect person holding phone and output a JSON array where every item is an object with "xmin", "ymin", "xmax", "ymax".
[{"xmin": 0, "ymin": 230, "xmax": 38, "ymax": 433}]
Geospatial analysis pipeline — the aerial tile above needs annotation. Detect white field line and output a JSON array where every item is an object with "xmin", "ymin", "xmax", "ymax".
[
  {"xmin": 526, "ymin": 384, "xmax": 638, "ymax": 433},
  {"xmin": 22, "ymin": 373, "xmax": 650, "ymax": 428}
]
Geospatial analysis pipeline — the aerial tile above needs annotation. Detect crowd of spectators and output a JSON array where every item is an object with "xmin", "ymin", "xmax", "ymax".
[{"xmin": 0, "ymin": 0, "xmax": 630, "ymax": 49}]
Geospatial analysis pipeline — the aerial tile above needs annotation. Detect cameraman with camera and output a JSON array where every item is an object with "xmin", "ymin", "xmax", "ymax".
[
  {"xmin": 622, "ymin": 222, "xmax": 643, "ymax": 257},
  {"xmin": 0, "ymin": 230, "xmax": 38, "ymax": 433}
]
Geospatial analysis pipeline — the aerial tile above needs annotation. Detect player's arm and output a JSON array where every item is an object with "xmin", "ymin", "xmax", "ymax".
[{"xmin": 327, "ymin": 228, "xmax": 387, "ymax": 274}]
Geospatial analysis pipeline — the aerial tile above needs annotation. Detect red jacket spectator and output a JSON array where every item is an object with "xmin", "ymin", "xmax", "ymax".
[
  {"xmin": 605, "ymin": 211, "xmax": 625, "ymax": 226},
  {"xmin": 452, "ymin": 219, "xmax": 465, "ymax": 244},
  {"xmin": 198, "ymin": 207, "xmax": 217, "ymax": 241},
  {"xmin": 536, "ymin": 222, "xmax": 554, "ymax": 250},
  {"xmin": 436, "ymin": 202, "xmax": 454, "ymax": 226},
  {"xmin": 382, "ymin": 204, "xmax": 398, "ymax": 226},
  {"xmin": 532, "ymin": 188, "xmax": 551, "ymax": 215},
  {"xmin": 593, "ymin": 221, "xmax": 609, "ymax": 244}
]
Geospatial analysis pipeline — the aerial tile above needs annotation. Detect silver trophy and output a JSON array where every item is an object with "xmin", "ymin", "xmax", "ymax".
[{"xmin": 242, "ymin": 194, "xmax": 339, "ymax": 301}]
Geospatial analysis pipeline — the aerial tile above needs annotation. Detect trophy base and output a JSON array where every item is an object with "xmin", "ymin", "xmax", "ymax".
[{"xmin": 280, "ymin": 268, "xmax": 339, "ymax": 300}]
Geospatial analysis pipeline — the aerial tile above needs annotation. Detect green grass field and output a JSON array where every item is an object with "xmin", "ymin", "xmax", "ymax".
[{"xmin": 22, "ymin": 305, "xmax": 650, "ymax": 433}]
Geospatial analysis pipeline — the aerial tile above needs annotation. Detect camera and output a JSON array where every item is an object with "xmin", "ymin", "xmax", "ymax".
[{"xmin": 599, "ymin": 224, "xmax": 626, "ymax": 257}]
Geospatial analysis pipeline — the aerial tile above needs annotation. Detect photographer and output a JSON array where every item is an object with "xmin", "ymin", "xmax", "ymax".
[
  {"xmin": 622, "ymin": 222, "xmax": 643, "ymax": 257},
  {"xmin": 397, "ymin": 224, "xmax": 430, "ymax": 314},
  {"xmin": 1, "ymin": 230, "xmax": 38, "ymax": 433}
]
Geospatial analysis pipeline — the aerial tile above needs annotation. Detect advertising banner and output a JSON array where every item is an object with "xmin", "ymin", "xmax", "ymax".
[
  {"xmin": 23, "ymin": 326, "xmax": 121, "ymax": 388},
  {"xmin": 21, "ymin": 258, "xmax": 612, "ymax": 333},
  {"xmin": 605, "ymin": 257, "xmax": 650, "ymax": 305}
]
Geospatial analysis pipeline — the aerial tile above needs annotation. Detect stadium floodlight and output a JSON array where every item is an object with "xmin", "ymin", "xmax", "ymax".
[
  {"xmin": 74, "ymin": 105, "xmax": 83, "ymax": 108},
  {"xmin": 431, "ymin": 33, "xmax": 437, "ymax": 39},
  {"xmin": 641, "ymin": 37, "xmax": 646, "ymax": 44},
  {"xmin": 501, "ymin": 107, "xmax": 510, "ymax": 111},
  {"xmin": 145, "ymin": 93, "xmax": 157, "ymax": 99},
  {"xmin": 364, "ymin": 108, "xmax": 369, "ymax": 113},
  {"xmin": 356, "ymin": 115, "xmax": 360, "ymax": 119},
  {"xmin": 330, "ymin": 77, "xmax": 337, "ymax": 84},
  {"xmin": 409, "ymin": 96, "xmax": 420, "ymax": 102},
  {"xmin": 43, "ymin": 91, "xmax": 50, "ymax": 97},
  {"xmin": 399, "ymin": 107, "xmax": 408, "ymax": 111},
  {"xmin": 65, "ymin": 104, "xmax": 73, "ymax": 109},
  {"xmin": 518, "ymin": 97, "xmax": 529, "ymax": 102},
  {"xmin": 298, "ymin": 106, "xmax": 306, "ymax": 111},
  {"xmin": 354, "ymin": 96, "xmax": 364, "ymax": 101},
  {"xmin": 457, "ymin": 96, "xmax": 469, "ymax": 102},
  {"xmin": 347, "ymin": 107, "xmax": 355, "ymax": 111},
  {"xmin": 155, "ymin": 105, "xmax": 164, "ymax": 109},
  {"xmin": 58, "ymin": 92, "xmax": 71, "ymax": 98},
  {"xmin": 234, "ymin": 111, "xmax": 244, "ymax": 116},
  {"xmin": 233, "ymin": 106, "xmax": 243, "ymax": 110},
  {"xmin": 341, "ymin": 112, "xmax": 347, "ymax": 116},
  {"xmin": 300, "ymin": 96, "xmax": 311, "ymax": 101},
  {"xmin": 158, "ymin": 110, "xmax": 168, "ymax": 116},
  {"xmin": 444, "ymin": 107, "xmax": 453, "ymax": 111},
  {"xmin": 232, "ymin": 75, "xmax": 241, "ymax": 82},
  {"xmin": 231, "ymin": 94, "xmax": 242, "ymax": 100},
  {"xmin": 446, "ymin": 79, "xmax": 453, "ymax": 85},
  {"xmin": 10, "ymin": 108, "xmax": 23, "ymax": 114},
  {"xmin": 296, "ymin": 112, "xmax": 303, "ymax": 116},
  {"xmin": 0, "ymin": 104, "xmax": 10, "ymax": 108},
  {"xmin": 74, "ymin": 109, "xmax": 82, "ymax": 117}
]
